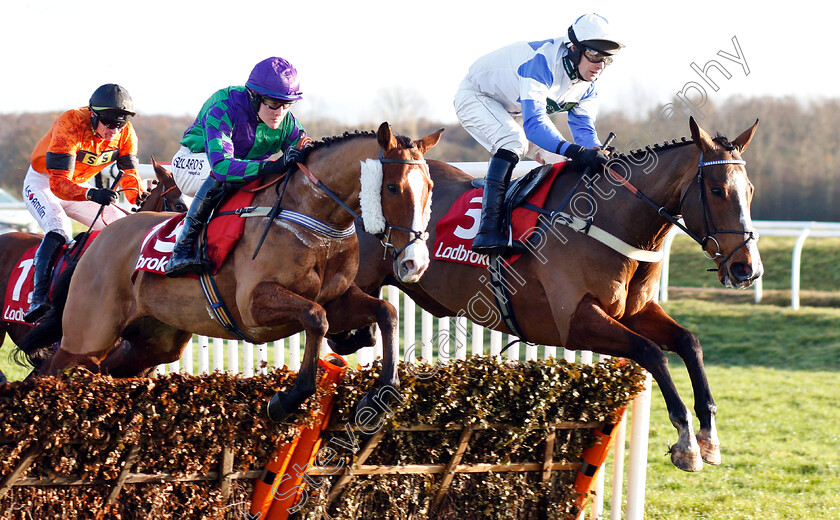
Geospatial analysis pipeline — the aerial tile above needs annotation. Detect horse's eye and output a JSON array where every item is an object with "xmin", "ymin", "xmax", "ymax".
[
  {"xmin": 710, "ymin": 187, "xmax": 725, "ymax": 198},
  {"xmin": 386, "ymin": 184, "xmax": 399, "ymax": 194}
]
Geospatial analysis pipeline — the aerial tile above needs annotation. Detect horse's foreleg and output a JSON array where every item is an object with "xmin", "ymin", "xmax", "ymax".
[
  {"xmin": 251, "ymin": 281, "xmax": 328, "ymax": 423},
  {"xmin": 41, "ymin": 346, "xmax": 112, "ymax": 375},
  {"xmin": 622, "ymin": 300, "xmax": 719, "ymax": 465},
  {"xmin": 326, "ymin": 286, "xmax": 382, "ymax": 356},
  {"xmin": 568, "ymin": 295, "xmax": 703, "ymax": 472},
  {"xmin": 100, "ymin": 329, "xmax": 193, "ymax": 378},
  {"xmin": 324, "ymin": 285, "xmax": 400, "ymax": 414},
  {"xmin": 45, "ymin": 290, "xmax": 124, "ymax": 375},
  {"xmin": 327, "ymin": 325, "xmax": 379, "ymax": 356}
]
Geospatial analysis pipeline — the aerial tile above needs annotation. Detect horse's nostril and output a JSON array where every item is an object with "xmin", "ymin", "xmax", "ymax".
[
  {"xmin": 731, "ymin": 262, "xmax": 753, "ymax": 282},
  {"xmin": 402, "ymin": 260, "xmax": 416, "ymax": 274}
]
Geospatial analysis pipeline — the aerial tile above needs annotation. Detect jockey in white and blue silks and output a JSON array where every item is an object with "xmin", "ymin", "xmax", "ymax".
[{"xmin": 454, "ymin": 13, "xmax": 624, "ymax": 255}]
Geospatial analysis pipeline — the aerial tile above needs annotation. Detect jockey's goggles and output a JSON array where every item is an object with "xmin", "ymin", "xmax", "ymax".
[
  {"xmin": 99, "ymin": 116, "xmax": 128, "ymax": 129},
  {"xmin": 260, "ymin": 96, "xmax": 295, "ymax": 111},
  {"xmin": 582, "ymin": 47, "xmax": 613, "ymax": 65}
]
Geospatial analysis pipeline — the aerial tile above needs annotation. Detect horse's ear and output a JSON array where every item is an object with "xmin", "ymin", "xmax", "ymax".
[
  {"xmin": 150, "ymin": 155, "xmax": 172, "ymax": 182},
  {"xmin": 415, "ymin": 128, "xmax": 444, "ymax": 154},
  {"xmin": 732, "ymin": 119, "xmax": 759, "ymax": 153},
  {"xmin": 377, "ymin": 122, "xmax": 399, "ymax": 152},
  {"xmin": 689, "ymin": 116, "xmax": 715, "ymax": 152}
]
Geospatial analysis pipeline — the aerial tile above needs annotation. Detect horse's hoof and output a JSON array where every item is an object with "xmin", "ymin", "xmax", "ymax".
[
  {"xmin": 669, "ymin": 445, "xmax": 704, "ymax": 472},
  {"xmin": 267, "ymin": 393, "xmax": 291, "ymax": 423},
  {"xmin": 355, "ymin": 391, "xmax": 390, "ymax": 424},
  {"xmin": 697, "ymin": 439, "xmax": 721, "ymax": 465},
  {"xmin": 356, "ymin": 392, "xmax": 376, "ymax": 414},
  {"xmin": 328, "ymin": 338, "xmax": 360, "ymax": 356}
]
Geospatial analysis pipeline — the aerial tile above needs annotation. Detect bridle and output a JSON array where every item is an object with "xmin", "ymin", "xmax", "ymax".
[
  {"xmin": 133, "ymin": 183, "xmax": 184, "ymax": 213},
  {"xmin": 604, "ymin": 151, "xmax": 756, "ymax": 271},
  {"xmin": 158, "ymin": 185, "xmax": 184, "ymax": 212},
  {"xmin": 675, "ymin": 154, "xmax": 756, "ymax": 270},
  {"xmin": 373, "ymin": 152, "xmax": 431, "ymax": 259},
  {"xmin": 297, "ymin": 151, "xmax": 431, "ymax": 260}
]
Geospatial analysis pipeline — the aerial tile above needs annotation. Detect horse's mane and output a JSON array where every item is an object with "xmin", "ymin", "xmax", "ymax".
[
  {"xmin": 300, "ymin": 130, "xmax": 414, "ymax": 161},
  {"xmin": 311, "ymin": 130, "xmax": 377, "ymax": 151},
  {"xmin": 611, "ymin": 137, "xmax": 692, "ymax": 163},
  {"xmin": 611, "ymin": 133, "xmax": 733, "ymax": 163}
]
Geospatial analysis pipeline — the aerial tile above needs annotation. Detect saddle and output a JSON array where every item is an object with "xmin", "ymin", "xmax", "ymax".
[
  {"xmin": 2, "ymin": 233, "xmax": 98, "ymax": 325},
  {"xmin": 471, "ymin": 163, "xmax": 561, "ymax": 228}
]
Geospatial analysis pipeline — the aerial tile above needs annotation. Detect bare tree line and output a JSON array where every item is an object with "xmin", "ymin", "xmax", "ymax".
[{"xmin": 1, "ymin": 96, "xmax": 838, "ymax": 221}]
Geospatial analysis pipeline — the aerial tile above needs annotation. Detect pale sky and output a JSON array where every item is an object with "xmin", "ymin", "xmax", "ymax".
[{"xmin": 2, "ymin": 0, "xmax": 836, "ymax": 128}]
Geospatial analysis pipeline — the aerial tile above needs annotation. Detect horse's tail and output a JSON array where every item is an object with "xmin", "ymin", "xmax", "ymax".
[{"xmin": 15, "ymin": 262, "xmax": 77, "ymax": 368}]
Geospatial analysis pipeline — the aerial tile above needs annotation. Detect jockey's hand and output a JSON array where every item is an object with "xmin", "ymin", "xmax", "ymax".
[
  {"xmin": 282, "ymin": 145, "xmax": 306, "ymax": 167},
  {"xmin": 86, "ymin": 187, "xmax": 118, "ymax": 206},
  {"xmin": 135, "ymin": 188, "xmax": 151, "ymax": 206},
  {"xmin": 261, "ymin": 144, "xmax": 310, "ymax": 176},
  {"xmin": 564, "ymin": 144, "xmax": 610, "ymax": 170},
  {"xmin": 261, "ymin": 151, "xmax": 301, "ymax": 177}
]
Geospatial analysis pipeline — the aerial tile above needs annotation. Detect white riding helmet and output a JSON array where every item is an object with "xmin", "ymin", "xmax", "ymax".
[{"xmin": 568, "ymin": 13, "xmax": 624, "ymax": 55}]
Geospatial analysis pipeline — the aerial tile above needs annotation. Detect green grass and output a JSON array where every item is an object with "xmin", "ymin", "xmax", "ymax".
[
  {"xmin": 0, "ymin": 338, "xmax": 28, "ymax": 381},
  {"xmin": 668, "ymin": 234, "xmax": 840, "ymax": 293},
  {"xmin": 599, "ymin": 299, "xmax": 840, "ymax": 520}
]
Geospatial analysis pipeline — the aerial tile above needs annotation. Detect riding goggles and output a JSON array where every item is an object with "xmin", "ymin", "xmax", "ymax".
[
  {"xmin": 99, "ymin": 117, "xmax": 128, "ymax": 129},
  {"xmin": 260, "ymin": 96, "xmax": 295, "ymax": 110},
  {"xmin": 582, "ymin": 47, "xmax": 613, "ymax": 65}
]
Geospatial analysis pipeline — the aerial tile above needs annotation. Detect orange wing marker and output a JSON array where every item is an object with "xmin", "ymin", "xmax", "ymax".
[
  {"xmin": 249, "ymin": 354, "xmax": 347, "ymax": 520},
  {"xmin": 570, "ymin": 407, "xmax": 626, "ymax": 520}
]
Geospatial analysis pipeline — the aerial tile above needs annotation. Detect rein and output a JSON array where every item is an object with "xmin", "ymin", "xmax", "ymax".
[
  {"xmin": 603, "ymin": 153, "xmax": 754, "ymax": 270},
  {"xmin": 296, "ymin": 152, "xmax": 431, "ymax": 260},
  {"xmin": 68, "ymin": 169, "xmax": 125, "ymax": 265}
]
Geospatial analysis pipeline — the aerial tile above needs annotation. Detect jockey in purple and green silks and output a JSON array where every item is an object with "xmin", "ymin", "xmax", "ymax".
[
  {"xmin": 179, "ymin": 85, "xmax": 307, "ymax": 186},
  {"xmin": 166, "ymin": 56, "xmax": 311, "ymax": 278}
]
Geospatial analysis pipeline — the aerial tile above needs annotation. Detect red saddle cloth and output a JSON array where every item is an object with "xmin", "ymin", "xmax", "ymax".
[
  {"xmin": 433, "ymin": 162, "xmax": 565, "ymax": 268},
  {"xmin": 2, "ymin": 232, "xmax": 100, "ymax": 325},
  {"xmin": 133, "ymin": 181, "xmax": 259, "ymax": 280}
]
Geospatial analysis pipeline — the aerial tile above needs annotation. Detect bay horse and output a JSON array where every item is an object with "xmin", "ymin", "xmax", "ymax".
[
  {"xmin": 333, "ymin": 117, "xmax": 762, "ymax": 472},
  {"xmin": 1, "ymin": 165, "xmax": 186, "ymax": 363},
  {"xmin": 25, "ymin": 123, "xmax": 442, "ymax": 422}
]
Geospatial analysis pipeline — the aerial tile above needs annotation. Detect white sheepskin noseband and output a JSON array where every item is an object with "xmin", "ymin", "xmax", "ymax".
[
  {"xmin": 359, "ymin": 158, "xmax": 432, "ymax": 237},
  {"xmin": 359, "ymin": 159, "xmax": 386, "ymax": 234}
]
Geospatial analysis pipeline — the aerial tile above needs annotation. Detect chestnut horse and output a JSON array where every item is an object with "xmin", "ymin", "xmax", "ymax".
[
  {"xmin": 333, "ymin": 117, "xmax": 761, "ymax": 472},
  {"xmin": 134, "ymin": 158, "xmax": 189, "ymax": 214},
  {"xmin": 27, "ymin": 123, "xmax": 441, "ymax": 421},
  {"xmin": 1, "ymin": 164, "xmax": 186, "ymax": 357}
]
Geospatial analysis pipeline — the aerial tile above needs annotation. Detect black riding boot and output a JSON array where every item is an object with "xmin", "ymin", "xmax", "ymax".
[
  {"xmin": 165, "ymin": 177, "xmax": 230, "ymax": 277},
  {"xmin": 471, "ymin": 150, "xmax": 518, "ymax": 255},
  {"xmin": 24, "ymin": 231, "xmax": 66, "ymax": 323}
]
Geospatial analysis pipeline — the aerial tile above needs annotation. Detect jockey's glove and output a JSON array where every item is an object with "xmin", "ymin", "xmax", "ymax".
[
  {"xmin": 86, "ymin": 187, "xmax": 119, "ymax": 205},
  {"xmin": 564, "ymin": 144, "xmax": 610, "ymax": 170},
  {"xmin": 260, "ymin": 146, "xmax": 306, "ymax": 176},
  {"xmin": 282, "ymin": 145, "xmax": 306, "ymax": 167}
]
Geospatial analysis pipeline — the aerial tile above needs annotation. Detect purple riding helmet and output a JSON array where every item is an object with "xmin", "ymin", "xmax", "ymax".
[{"xmin": 245, "ymin": 57, "xmax": 303, "ymax": 101}]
